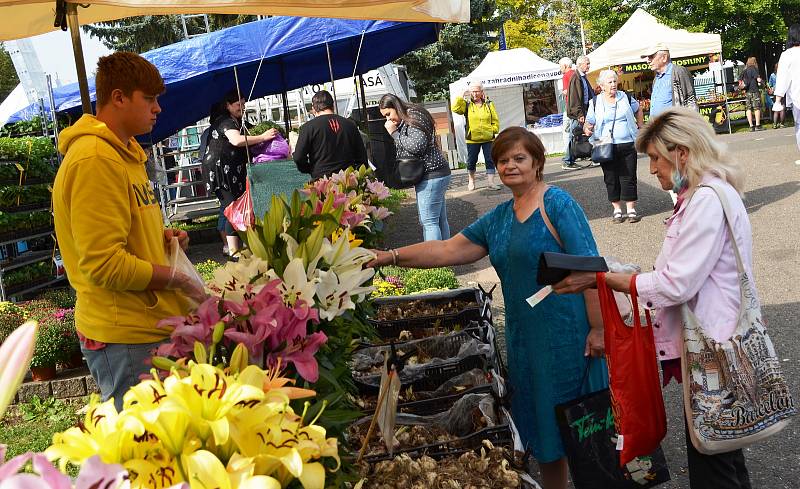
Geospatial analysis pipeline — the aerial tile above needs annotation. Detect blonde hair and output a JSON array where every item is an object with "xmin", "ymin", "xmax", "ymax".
[
  {"xmin": 635, "ymin": 107, "xmax": 744, "ymax": 197},
  {"xmin": 746, "ymin": 56, "xmax": 757, "ymax": 67}
]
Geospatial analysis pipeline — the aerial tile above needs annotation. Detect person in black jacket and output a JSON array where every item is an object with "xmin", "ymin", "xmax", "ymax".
[
  {"xmin": 380, "ymin": 93, "xmax": 452, "ymax": 241},
  {"xmin": 565, "ymin": 55, "xmax": 596, "ymax": 169},
  {"xmin": 293, "ymin": 90, "xmax": 368, "ymax": 179}
]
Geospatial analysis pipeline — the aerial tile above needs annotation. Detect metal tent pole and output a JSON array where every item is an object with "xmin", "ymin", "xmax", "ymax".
[
  {"xmin": 718, "ymin": 51, "xmax": 732, "ymax": 135},
  {"xmin": 65, "ymin": 3, "xmax": 92, "ymax": 115},
  {"xmin": 325, "ymin": 42, "xmax": 338, "ymax": 114},
  {"xmin": 46, "ymin": 74, "xmax": 61, "ymax": 164}
]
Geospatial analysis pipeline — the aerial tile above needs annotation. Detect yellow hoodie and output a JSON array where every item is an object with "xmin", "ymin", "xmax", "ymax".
[{"xmin": 53, "ymin": 115, "xmax": 188, "ymax": 343}]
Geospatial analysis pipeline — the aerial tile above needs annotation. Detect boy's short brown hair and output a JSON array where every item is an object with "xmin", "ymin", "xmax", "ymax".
[{"xmin": 95, "ymin": 52, "xmax": 165, "ymax": 107}]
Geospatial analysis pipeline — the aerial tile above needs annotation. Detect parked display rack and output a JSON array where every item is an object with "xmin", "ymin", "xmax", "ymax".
[{"xmin": 0, "ymin": 133, "xmax": 61, "ymax": 301}]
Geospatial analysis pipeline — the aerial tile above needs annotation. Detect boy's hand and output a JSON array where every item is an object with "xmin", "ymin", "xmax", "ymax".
[{"xmin": 164, "ymin": 228, "xmax": 189, "ymax": 250}]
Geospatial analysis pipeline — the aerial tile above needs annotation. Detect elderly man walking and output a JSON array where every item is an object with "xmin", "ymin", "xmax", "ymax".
[
  {"xmin": 452, "ymin": 81, "xmax": 501, "ymax": 190},
  {"xmin": 565, "ymin": 55, "xmax": 595, "ymax": 170},
  {"xmin": 559, "ymin": 57, "xmax": 576, "ymax": 169}
]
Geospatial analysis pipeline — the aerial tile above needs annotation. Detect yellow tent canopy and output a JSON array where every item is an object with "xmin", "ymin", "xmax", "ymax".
[{"xmin": 0, "ymin": 0, "xmax": 469, "ymax": 41}]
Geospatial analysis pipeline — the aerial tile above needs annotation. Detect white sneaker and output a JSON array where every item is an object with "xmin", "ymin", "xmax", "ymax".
[
  {"xmin": 222, "ymin": 245, "xmax": 229, "ymax": 255},
  {"xmin": 467, "ymin": 180, "xmax": 475, "ymax": 191}
]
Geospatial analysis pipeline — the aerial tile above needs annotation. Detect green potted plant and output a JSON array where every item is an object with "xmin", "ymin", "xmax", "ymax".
[
  {"xmin": 50, "ymin": 308, "xmax": 82, "ymax": 369},
  {"xmin": 0, "ymin": 301, "xmax": 27, "ymax": 343},
  {"xmin": 29, "ymin": 321, "xmax": 62, "ymax": 381}
]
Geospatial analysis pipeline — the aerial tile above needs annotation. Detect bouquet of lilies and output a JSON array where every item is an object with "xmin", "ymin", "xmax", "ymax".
[
  {"xmin": 46, "ymin": 346, "xmax": 340, "ymax": 489},
  {"xmin": 0, "ymin": 322, "xmax": 341, "ymax": 489},
  {"xmin": 301, "ymin": 166, "xmax": 391, "ymax": 249}
]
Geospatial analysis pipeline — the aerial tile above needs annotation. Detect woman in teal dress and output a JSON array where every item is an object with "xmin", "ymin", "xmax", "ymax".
[{"xmin": 370, "ymin": 126, "xmax": 608, "ymax": 489}]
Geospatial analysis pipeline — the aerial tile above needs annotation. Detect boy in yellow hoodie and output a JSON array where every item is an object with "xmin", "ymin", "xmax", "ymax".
[{"xmin": 53, "ymin": 52, "xmax": 205, "ymax": 411}]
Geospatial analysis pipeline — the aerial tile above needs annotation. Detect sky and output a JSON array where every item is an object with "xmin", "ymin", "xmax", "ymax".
[{"xmin": 24, "ymin": 28, "xmax": 112, "ymax": 88}]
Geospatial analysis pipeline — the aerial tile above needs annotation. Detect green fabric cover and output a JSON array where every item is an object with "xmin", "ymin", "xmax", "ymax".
[{"xmin": 248, "ymin": 159, "xmax": 310, "ymax": 220}]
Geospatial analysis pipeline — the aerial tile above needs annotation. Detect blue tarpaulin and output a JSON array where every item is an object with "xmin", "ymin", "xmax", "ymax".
[{"xmin": 8, "ymin": 16, "xmax": 438, "ymax": 142}]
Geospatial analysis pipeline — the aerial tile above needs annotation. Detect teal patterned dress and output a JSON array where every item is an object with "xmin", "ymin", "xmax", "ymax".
[{"xmin": 462, "ymin": 186, "xmax": 608, "ymax": 462}]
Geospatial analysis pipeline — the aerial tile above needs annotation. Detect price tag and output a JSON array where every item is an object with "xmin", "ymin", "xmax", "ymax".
[{"xmin": 526, "ymin": 285, "xmax": 552, "ymax": 308}]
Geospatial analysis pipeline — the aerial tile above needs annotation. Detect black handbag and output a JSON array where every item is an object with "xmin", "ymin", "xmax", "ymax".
[
  {"xmin": 396, "ymin": 157, "xmax": 425, "ymax": 187},
  {"xmin": 591, "ymin": 98, "xmax": 617, "ymax": 164},
  {"xmin": 536, "ymin": 252, "xmax": 609, "ymax": 285}
]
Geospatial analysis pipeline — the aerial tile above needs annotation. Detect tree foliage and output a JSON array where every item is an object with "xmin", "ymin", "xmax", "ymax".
[
  {"xmin": 576, "ymin": 0, "xmax": 796, "ymax": 62},
  {"xmin": 497, "ymin": 0, "xmax": 584, "ymax": 63},
  {"xmin": 399, "ymin": 0, "xmax": 504, "ymax": 101},
  {"xmin": 0, "ymin": 45, "xmax": 19, "ymax": 103},
  {"xmin": 83, "ymin": 15, "xmax": 257, "ymax": 53}
]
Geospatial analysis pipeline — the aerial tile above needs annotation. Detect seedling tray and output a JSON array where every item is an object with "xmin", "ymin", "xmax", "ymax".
[{"xmin": 368, "ymin": 288, "xmax": 491, "ymax": 340}]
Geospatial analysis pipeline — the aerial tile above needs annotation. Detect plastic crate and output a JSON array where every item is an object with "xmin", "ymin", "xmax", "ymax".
[
  {"xmin": 355, "ymin": 353, "xmax": 488, "ymax": 394},
  {"xmin": 368, "ymin": 288, "xmax": 491, "ymax": 340},
  {"xmin": 398, "ymin": 384, "xmax": 494, "ymax": 415},
  {"xmin": 353, "ymin": 325, "xmax": 491, "ymax": 372}
]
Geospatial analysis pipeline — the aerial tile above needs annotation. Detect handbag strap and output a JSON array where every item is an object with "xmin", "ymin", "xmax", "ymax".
[
  {"xmin": 536, "ymin": 185, "xmax": 563, "ymax": 249},
  {"xmin": 696, "ymin": 184, "xmax": 746, "ymax": 276}
]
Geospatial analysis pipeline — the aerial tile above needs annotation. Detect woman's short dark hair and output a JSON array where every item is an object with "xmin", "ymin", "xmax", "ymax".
[
  {"xmin": 311, "ymin": 90, "xmax": 335, "ymax": 112},
  {"xmin": 491, "ymin": 127, "xmax": 546, "ymax": 180},
  {"xmin": 788, "ymin": 24, "xmax": 800, "ymax": 48},
  {"xmin": 378, "ymin": 93, "xmax": 435, "ymax": 137}
]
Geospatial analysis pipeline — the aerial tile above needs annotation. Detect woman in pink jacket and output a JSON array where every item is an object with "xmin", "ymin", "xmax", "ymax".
[{"xmin": 553, "ymin": 107, "xmax": 752, "ymax": 488}]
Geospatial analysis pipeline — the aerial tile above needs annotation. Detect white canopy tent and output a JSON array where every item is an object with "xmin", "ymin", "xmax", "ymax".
[
  {"xmin": 587, "ymin": 9, "xmax": 722, "ymax": 71},
  {"xmin": 449, "ymin": 48, "xmax": 564, "ymax": 161}
]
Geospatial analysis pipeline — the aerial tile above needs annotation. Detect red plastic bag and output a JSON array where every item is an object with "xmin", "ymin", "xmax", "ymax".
[
  {"xmin": 598, "ymin": 272, "xmax": 667, "ymax": 466},
  {"xmin": 223, "ymin": 179, "xmax": 255, "ymax": 231}
]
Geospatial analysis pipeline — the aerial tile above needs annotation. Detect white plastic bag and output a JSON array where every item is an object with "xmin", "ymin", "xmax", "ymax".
[{"xmin": 168, "ymin": 236, "xmax": 206, "ymax": 305}]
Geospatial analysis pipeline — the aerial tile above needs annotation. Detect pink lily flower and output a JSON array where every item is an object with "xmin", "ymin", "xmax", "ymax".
[
  {"xmin": 0, "ymin": 321, "xmax": 37, "ymax": 418},
  {"xmin": 366, "ymin": 179, "xmax": 390, "ymax": 200},
  {"xmin": 268, "ymin": 331, "xmax": 328, "ymax": 382}
]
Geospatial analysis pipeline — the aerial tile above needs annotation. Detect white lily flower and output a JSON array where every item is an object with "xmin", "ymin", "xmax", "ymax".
[
  {"xmin": 280, "ymin": 232, "xmax": 329, "ymax": 280},
  {"xmin": 277, "ymin": 257, "xmax": 319, "ymax": 307},
  {"xmin": 315, "ymin": 268, "xmax": 375, "ymax": 321},
  {"xmin": 324, "ymin": 230, "xmax": 376, "ymax": 276},
  {"xmin": 206, "ymin": 253, "xmax": 271, "ymax": 303}
]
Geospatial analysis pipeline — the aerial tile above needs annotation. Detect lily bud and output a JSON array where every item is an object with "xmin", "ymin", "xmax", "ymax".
[
  {"xmin": 212, "ymin": 321, "xmax": 225, "ymax": 344},
  {"xmin": 229, "ymin": 343, "xmax": 248, "ymax": 374},
  {"xmin": 151, "ymin": 356, "xmax": 178, "ymax": 372}
]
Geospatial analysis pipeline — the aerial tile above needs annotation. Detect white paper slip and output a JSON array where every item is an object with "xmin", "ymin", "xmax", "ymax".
[{"xmin": 526, "ymin": 285, "xmax": 552, "ymax": 308}]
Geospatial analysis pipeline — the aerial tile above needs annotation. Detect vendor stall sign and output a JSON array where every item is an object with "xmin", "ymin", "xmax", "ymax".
[
  {"xmin": 615, "ymin": 54, "xmax": 712, "ymax": 74},
  {"xmin": 476, "ymin": 69, "xmax": 562, "ymax": 88}
]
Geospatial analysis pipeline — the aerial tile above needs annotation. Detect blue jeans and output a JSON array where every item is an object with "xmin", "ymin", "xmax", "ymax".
[
  {"xmin": 466, "ymin": 142, "xmax": 496, "ymax": 174},
  {"xmin": 82, "ymin": 340, "xmax": 165, "ymax": 412},
  {"xmin": 415, "ymin": 175, "xmax": 451, "ymax": 241},
  {"xmin": 563, "ymin": 118, "xmax": 579, "ymax": 163}
]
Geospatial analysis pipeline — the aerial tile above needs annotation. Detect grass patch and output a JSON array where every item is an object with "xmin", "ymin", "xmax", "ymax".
[
  {"xmin": 382, "ymin": 189, "xmax": 408, "ymax": 214},
  {"xmin": 196, "ymin": 259, "xmax": 223, "ymax": 281},
  {"xmin": 170, "ymin": 215, "xmax": 218, "ymax": 232},
  {"xmin": 0, "ymin": 396, "xmax": 82, "ymax": 459}
]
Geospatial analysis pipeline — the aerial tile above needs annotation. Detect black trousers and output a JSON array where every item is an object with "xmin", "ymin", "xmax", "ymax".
[
  {"xmin": 685, "ymin": 420, "xmax": 752, "ymax": 489},
  {"xmin": 600, "ymin": 142, "xmax": 638, "ymax": 202}
]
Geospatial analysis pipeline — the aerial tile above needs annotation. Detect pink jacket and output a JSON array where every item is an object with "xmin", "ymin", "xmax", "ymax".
[{"xmin": 636, "ymin": 176, "xmax": 755, "ymax": 361}]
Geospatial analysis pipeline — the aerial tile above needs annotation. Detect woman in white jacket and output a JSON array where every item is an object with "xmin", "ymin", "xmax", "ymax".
[{"xmin": 774, "ymin": 24, "xmax": 800, "ymax": 161}]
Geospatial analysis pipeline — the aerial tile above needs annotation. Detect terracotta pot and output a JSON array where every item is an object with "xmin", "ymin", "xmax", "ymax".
[{"xmin": 30, "ymin": 365, "xmax": 57, "ymax": 382}]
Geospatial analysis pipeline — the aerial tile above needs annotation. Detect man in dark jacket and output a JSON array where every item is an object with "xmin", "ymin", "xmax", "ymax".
[
  {"xmin": 293, "ymin": 90, "xmax": 368, "ymax": 179},
  {"xmin": 565, "ymin": 55, "xmax": 595, "ymax": 169}
]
